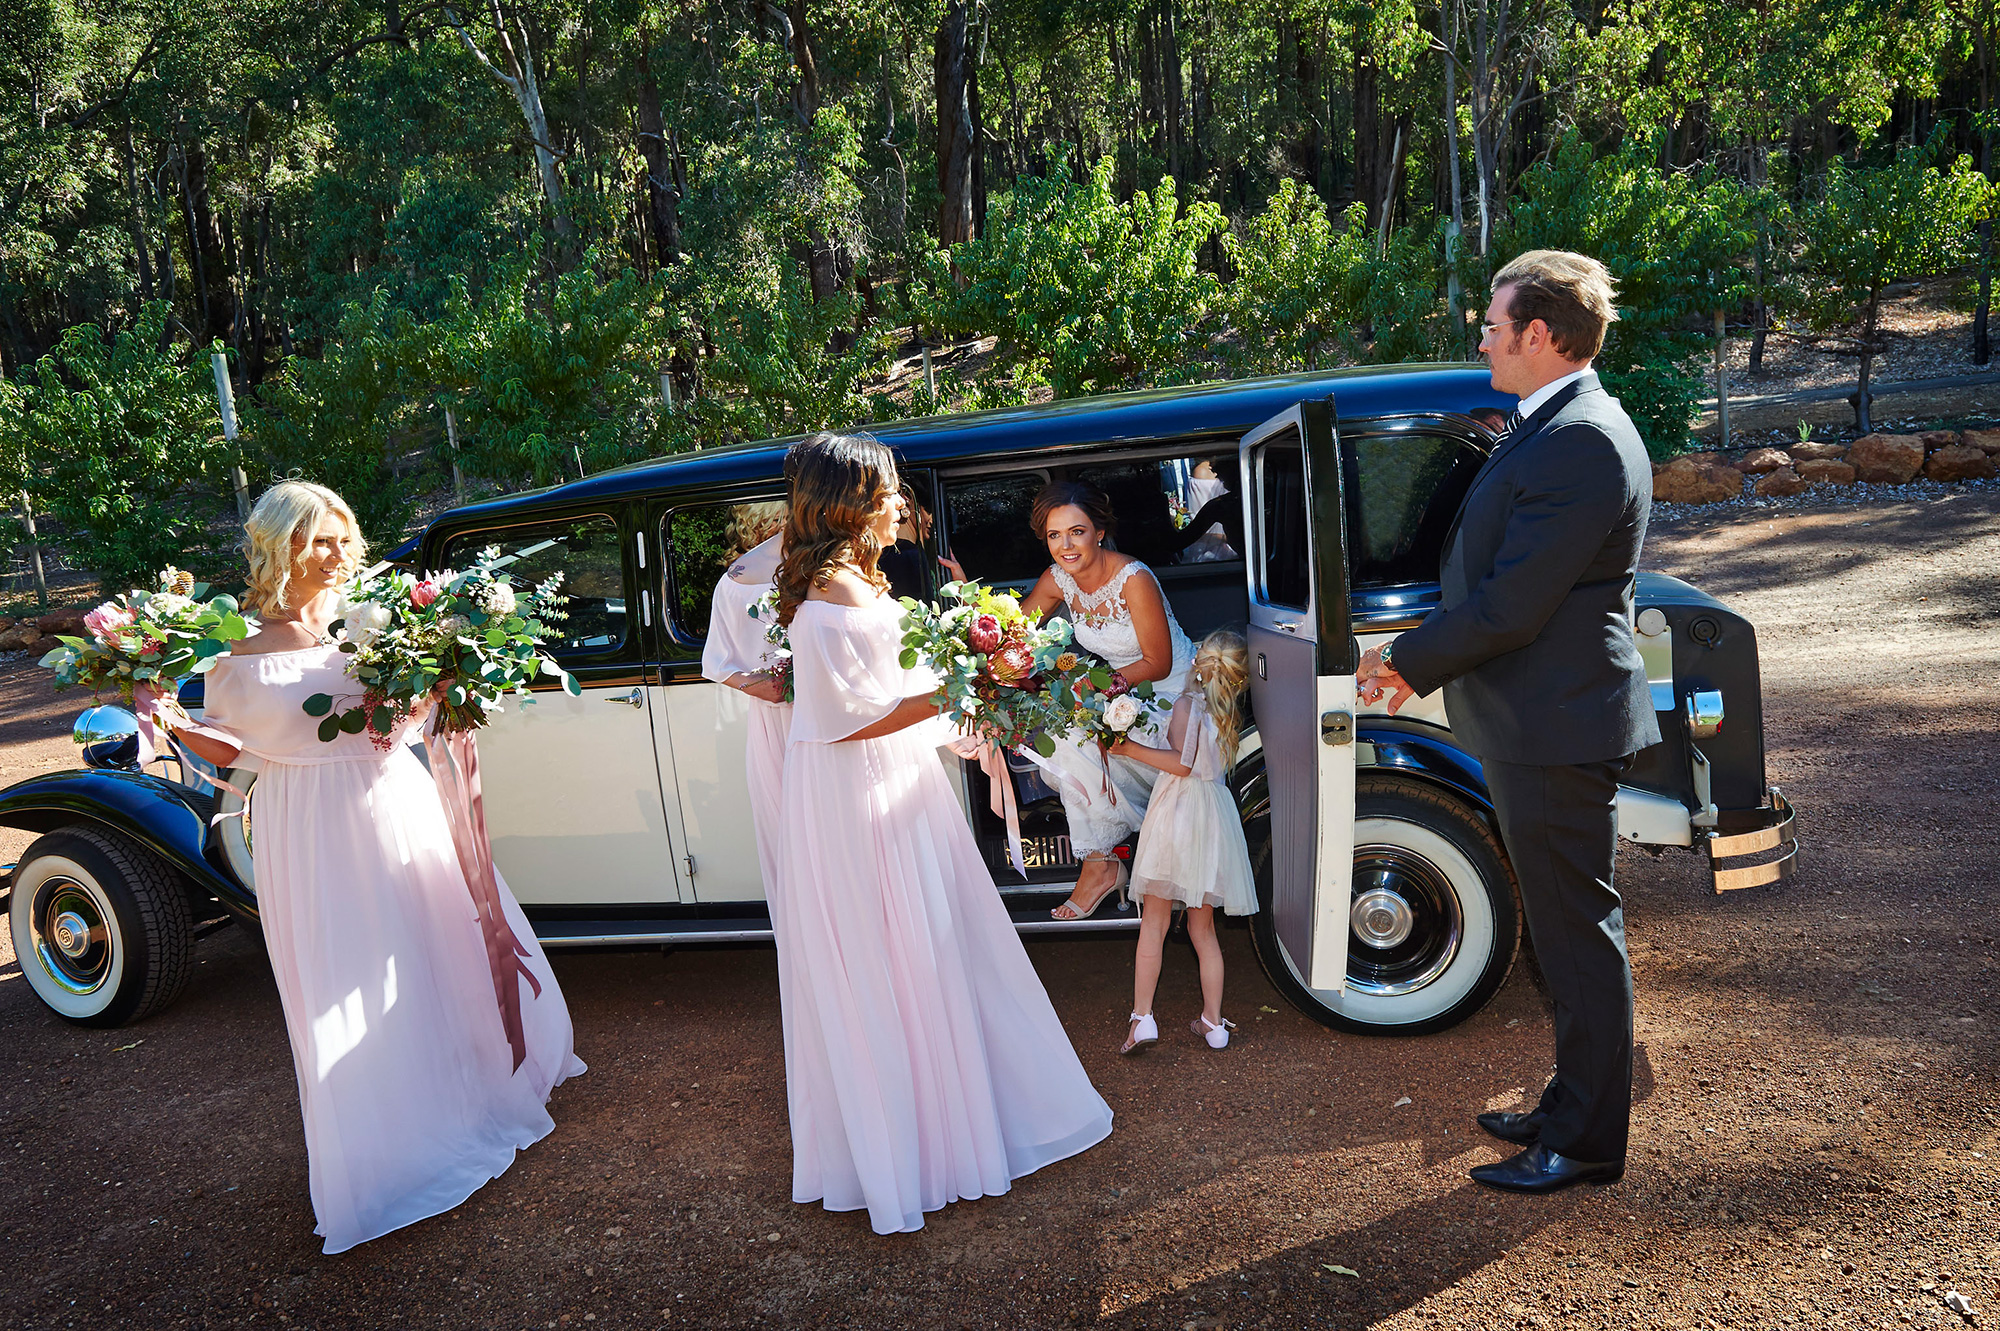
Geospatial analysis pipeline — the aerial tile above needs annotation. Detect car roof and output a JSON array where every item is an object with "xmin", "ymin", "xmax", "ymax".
[{"xmin": 434, "ymin": 362, "xmax": 1507, "ymax": 527}]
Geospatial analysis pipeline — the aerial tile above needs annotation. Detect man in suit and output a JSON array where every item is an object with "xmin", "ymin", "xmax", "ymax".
[{"xmin": 1356, "ymin": 249, "xmax": 1659, "ymax": 1193}]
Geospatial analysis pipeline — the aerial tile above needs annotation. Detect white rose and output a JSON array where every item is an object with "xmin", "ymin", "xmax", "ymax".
[
  {"xmin": 146, "ymin": 592, "xmax": 194, "ymax": 620},
  {"xmin": 1102, "ymin": 694, "xmax": 1141, "ymax": 731},
  {"xmin": 478, "ymin": 581, "xmax": 517, "ymax": 616},
  {"xmin": 346, "ymin": 600, "xmax": 393, "ymax": 650}
]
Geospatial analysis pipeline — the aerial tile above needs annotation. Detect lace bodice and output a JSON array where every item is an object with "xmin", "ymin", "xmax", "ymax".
[{"xmin": 1050, "ymin": 560, "xmax": 1193, "ymax": 692}]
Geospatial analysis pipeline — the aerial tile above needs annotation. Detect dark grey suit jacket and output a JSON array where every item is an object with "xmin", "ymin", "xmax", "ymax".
[{"xmin": 1390, "ymin": 372, "xmax": 1662, "ymax": 767}]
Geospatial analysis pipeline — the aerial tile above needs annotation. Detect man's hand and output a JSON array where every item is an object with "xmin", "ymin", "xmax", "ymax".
[{"xmin": 1356, "ymin": 644, "xmax": 1417, "ymax": 715}]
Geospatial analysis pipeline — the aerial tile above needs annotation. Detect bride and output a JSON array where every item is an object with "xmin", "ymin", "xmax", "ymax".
[{"xmin": 1019, "ymin": 480, "xmax": 1194, "ymax": 921}]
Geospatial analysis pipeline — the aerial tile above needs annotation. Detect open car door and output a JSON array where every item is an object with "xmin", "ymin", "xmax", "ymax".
[{"xmin": 1240, "ymin": 396, "xmax": 1356, "ymax": 992}]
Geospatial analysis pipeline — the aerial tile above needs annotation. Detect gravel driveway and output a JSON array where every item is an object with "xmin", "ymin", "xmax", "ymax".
[{"xmin": 1, "ymin": 490, "xmax": 1996, "ymax": 1331}]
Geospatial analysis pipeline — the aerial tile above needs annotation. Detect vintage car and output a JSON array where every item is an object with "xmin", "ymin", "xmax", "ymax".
[{"xmin": 1, "ymin": 365, "xmax": 1796, "ymax": 1035}]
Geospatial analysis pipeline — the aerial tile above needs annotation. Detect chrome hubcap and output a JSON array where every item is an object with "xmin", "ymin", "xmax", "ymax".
[
  {"xmin": 1346, "ymin": 844, "xmax": 1464, "ymax": 998},
  {"xmin": 1351, "ymin": 887, "xmax": 1415, "ymax": 949},
  {"xmin": 50, "ymin": 910, "xmax": 93, "ymax": 959},
  {"xmin": 32, "ymin": 877, "xmax": 113, "ymax": 997}
]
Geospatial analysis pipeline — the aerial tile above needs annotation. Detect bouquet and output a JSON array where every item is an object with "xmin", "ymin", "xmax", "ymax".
[
  {"xmin": 897, "ymin": 580, "xmax": 1078, "ymax": 754},
  {"xmin": 302, "ymin": 546, "xmax": 578, "ymax": 746},
  {"xmin": 1069, "ymin": 672, "xmax": 1167, "ymax": 748},
  {"xmin": 39, "ymin": 567, "xmax": 252, "ymax": 709},
  {"xmin": 750, "ymin": 588, "xmax": 794, "ymax": 703}
]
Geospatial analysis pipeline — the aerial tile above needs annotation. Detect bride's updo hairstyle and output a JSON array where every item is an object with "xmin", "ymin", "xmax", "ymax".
[
  {"xmin": 776, "ymin": 432, "xmax": 898, "ymax": 627},
  {"xmin": 242, "ymin": 480, "xmax": 366, "ymax": 617},
  {"xmin": 1029, "ymin": 479, "xmax": 1118, "ymax": 548}
]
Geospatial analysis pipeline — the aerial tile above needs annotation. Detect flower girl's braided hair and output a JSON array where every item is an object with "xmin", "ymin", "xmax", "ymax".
[
  {"xmin": 776, "ymin": 432, "xmax": 897, "ymax": 627},
  {"xmin": 1192, "ymin": 629, "xmax": 1250, "ymax": 766},
  {"xmin": 242, "ymin": 480, "xmax": 366, "ymax": 617}
]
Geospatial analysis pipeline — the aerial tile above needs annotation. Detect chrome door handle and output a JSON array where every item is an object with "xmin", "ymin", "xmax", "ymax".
[
  {"xmin": 605, "ymin": 688, "xmax": 644, "ymax": 708},
  {"xmin": 1274, "ymin": 619, "xmax": 1300, "ymax": 634}
]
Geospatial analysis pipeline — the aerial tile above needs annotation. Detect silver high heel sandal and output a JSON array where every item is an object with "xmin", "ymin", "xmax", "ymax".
[{"xmin": 1051, "ymin": 854, "xmax": 1128, "ymax": 921}]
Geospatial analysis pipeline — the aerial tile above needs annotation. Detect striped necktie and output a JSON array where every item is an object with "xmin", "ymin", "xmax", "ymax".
[{"xmin": 1503, "ymin": 409, "xmax": 1525, "ymax": 437}]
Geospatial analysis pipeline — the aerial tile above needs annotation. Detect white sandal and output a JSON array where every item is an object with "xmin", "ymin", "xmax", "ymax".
[
  {"xmin": 1191, "ymin": 1015, "xmax": 1236, "ymax": 1050},
  {"xmin": 1121, "ymin": 1011, "xmax": 1158, "ymax": 1055}
]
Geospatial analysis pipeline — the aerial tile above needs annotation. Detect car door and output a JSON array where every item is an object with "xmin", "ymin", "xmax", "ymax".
[
  {"xmin": 438, "ymin": 513, "xmax": 688, "ymax": 906},
  {"xmin": 1240, "ymin": 396, "xmax": 1356, "ymax": 992}
]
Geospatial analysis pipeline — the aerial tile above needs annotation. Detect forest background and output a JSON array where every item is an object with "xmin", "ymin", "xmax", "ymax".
[{"xmin": 1, "ymin": 0, "xmax": 1996, "ymax": 591}]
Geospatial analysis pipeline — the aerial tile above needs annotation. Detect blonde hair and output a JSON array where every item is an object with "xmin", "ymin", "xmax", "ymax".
[
  {"xmin": 242, "ymin": 481, "xmax": 366, "ymax": 616},
  {"xmin": 1491, "ymin": 249, "xmax": 1620, "ymax": 360},
  {"xmin": 726, "ymin": 500, "xmax": 789, "ymax": 561},
  {"xmin": 1191, "ymin": 629, "xmax": 1250, "ymax": 766}
]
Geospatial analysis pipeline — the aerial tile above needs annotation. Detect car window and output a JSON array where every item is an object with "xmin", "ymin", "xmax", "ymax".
[
  {"xmin": 941, "ymin": 473, "xmax": 1047, "ymax": 586},
  {"xmin": 441, "ymin": 516, "xmax": 628, "ymax": 655},
  {"xmin": 1160, "ymin": 452, "xmax": 1241, "ymax": 565},
  {"xmin": 666, "ymin": 497, "xmax": 789, "ymax": 642},
  {"xmin": 1344, "ymin": 433, "xmax": 1484, "ymax": 588},
  {"xmin": 1256, "ymin": 436, "xmax": 1311, "ymax": 610}
]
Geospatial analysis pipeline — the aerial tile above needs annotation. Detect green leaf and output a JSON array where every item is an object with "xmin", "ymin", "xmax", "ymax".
[
  {"xmin": 302, "ymin": 693, "xmax": 335, "ymax": 717},
  {"xmin": 317, "ymin": 715, "xmax": 342, "ymax": 743},
  {"xmin": 338, "ymin": 709, "xmax": 367, "ymax": 734},
  {"xmin": 447, "ymin": 683, "xmax": 467, "ymax": 707},
  {"xmin": 562, "ymin": 673, "xmax": 582, "ymax": 697},
  {"xmin": 1322, "ymin": 1265, "xmax": 1360, "ymax": 1279},
  {"xmin": 900, "ymin": 649, "xmax": 919, "ymax": 668},
  {"xmin": 1033, "ymin": 733, "xmax": 1056, "ymax": 757},
  {"xmin": 371, "ymin": 704, "xmax": 394, "ymax": 733}
]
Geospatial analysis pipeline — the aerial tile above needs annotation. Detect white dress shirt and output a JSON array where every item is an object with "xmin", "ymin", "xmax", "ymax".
[{"xmin": 1515, "ymin": 365, "xmax": 1592, "ymax": 422}]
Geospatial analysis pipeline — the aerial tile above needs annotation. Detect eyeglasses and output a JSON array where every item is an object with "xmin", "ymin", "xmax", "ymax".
[{"xmin": 1478, "ymin": 318, "xmax": 1522, "ymax": 338}]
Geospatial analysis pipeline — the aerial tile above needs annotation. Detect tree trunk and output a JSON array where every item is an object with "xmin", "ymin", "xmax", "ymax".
[
  {"xmin": 1975, "ymin": 14, "xmax": 1994, "ymax": 365},
  {"xmin": 935, "ymin": 0, "xmax": 977, "ymax": 247},
  {"xmin": 120, "ymin": 121, "xmax": 154, "ymax": 300},
  {"xmin": 635, "ymin": 30, "xmax": 683, "ymax": 267},
  {"xmin": 1854, "ymin": 285, "xmax": 1880, "ymax": 433},
  {"xmin": 1290, "ymin": 12, "xmax": 1318, "ymax": 188},
  {"xmin": 1354, "ymin": 49, "xmax": 1380, "ymax": 219},
  {"xmin": 1162, "ymin": 0, "xmax": 1185, "ymax": 181},
  {"xmin": 176, "ymin": 137, "xmax": 235, "ymax": 344},
  {"xmin": 448, "ymin": 1, "xmax": 574, "ymax": 241}
]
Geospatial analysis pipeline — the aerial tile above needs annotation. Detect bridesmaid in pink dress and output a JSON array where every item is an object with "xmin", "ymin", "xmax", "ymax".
[
  {"xmin": 773, "ymin": 434, "xmax": 1113, "ymax": 1235},
  {"xmin": 177, "ymin": 481, "xmax": 584, "ymax": 1254}
]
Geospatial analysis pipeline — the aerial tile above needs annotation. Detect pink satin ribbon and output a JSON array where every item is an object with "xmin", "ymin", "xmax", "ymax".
[
  {"xmin": 131, "ymin": 682, "xmax": 252, "ymax": 814},
  {"xmin": 425, "ymin": 718, "xmax": 544, "ymax": 1074},
  {"xmin": 975, "ymin": 740, "xmax": 1028, "ymax": 877}
]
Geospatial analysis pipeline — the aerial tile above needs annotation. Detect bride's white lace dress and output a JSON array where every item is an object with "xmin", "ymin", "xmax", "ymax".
[{"xmin": 1027, "ymin": 560, "xmax": 1194, "ymax": 857}]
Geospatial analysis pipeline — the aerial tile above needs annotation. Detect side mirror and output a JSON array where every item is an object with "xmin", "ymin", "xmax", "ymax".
[{"xmin": 74, "ymin": 705, "xmax": 142, "ymax": 771}]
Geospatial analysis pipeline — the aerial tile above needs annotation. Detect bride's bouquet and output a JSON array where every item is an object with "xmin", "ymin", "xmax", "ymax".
[
  {"xmin": 39, "ymin": 567, "xmax": 253, "ymax": 708},
  {"xmin": 1063, "ymin": 659, "xmax": 1167, "ymax": 748},
  {"xmin": 897, "ymin": 580, "xmax": 1077, "ymax": 754},
  {"xmin": 302, "ymin": 546, "xmax": 578, "ymax": 746}
]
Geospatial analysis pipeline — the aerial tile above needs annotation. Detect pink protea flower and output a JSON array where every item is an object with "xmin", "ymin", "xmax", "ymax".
[
  {"xmin": 82, "ymin": 602, "xmax": 136, "ymax": 642},
  {"xmin": 968, "ymin": 613, "xmax": 1002, "ymax": 654},
  {"xmin": 410, "ymin": 579, "xmax": 442, "ymax": 609},
  {"xmin": 988, "ymin": 641, "xmax": 1036, "ymax": 685}
]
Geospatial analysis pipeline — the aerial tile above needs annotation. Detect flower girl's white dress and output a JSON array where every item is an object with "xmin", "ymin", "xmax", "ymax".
[
  {"xmin": 202, "ymin": 648, "xmax": 584, "ymax": 1254},
  {"xmin": 777, "ymin": 591, "xmax": 1113, "ymax": 1234},
  {"xmin": 1128, "ymin": 694, "xmax": 1259, "ymax": 915}
]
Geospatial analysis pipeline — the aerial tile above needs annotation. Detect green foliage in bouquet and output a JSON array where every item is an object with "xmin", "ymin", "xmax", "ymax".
[
  {"xmin": 38, "ymin": 568, "xmax": 251, "ymax": 704},
  {"xmin": 303, "ymin": 546, "xmax": 579, "ymax": 745},
  {"xmin": 898, "ymin": 580, "xmax": 1080, "ymax": 752}
]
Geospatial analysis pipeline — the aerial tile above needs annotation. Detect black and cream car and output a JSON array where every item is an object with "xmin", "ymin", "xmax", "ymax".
[{"xmin": 1, "ymin": 366, "xmax": 1797, "ymax": 1035}]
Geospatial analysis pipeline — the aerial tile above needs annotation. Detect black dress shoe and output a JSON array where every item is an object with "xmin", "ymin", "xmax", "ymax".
[
  {"xmin": 1470, "ymin": 1142, "xmax": 1625, "ymax": 1194},
  {"xmin": 1476, "ymin": 1110, "xmax": 1542, "ymax": 1146}
]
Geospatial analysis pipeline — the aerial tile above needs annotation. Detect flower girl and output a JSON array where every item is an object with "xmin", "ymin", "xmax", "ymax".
[{"xmin": 1108, "ymin": 629, "xmax": 1259, "ymax": 1053}]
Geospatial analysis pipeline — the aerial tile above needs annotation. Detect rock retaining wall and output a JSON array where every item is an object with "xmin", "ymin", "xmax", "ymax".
[{"xmin": 1653, "ymin": 429, "xmax": 2000, "ymax": 505}]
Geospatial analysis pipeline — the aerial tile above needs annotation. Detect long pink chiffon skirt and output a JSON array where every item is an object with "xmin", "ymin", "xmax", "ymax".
[
  {"xmin": 776, "ymin": 724, "xmax": 1113, "ymax": 1234},
  {"xmin": 253, "ymin": 746, "xmax": 585, "ymax": 1254}
]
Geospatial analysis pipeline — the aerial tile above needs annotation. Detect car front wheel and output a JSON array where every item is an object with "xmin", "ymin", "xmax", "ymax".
[
  {"xmin": 9, "ymin": 826, "xmax": 194, "ymax": 1027},
  {"xmin": 1247, "ymin": 772, "xmax": 1521, "ymax": 1036}
]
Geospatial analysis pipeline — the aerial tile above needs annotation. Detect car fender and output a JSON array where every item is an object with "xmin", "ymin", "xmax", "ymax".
[
  {"xmin": 1230, "ymin": 716, "xmax": 1492, "ymax": 826},
  {"xmin": 0, "ymin": 769, "xmax": 254, "ymax": 918}
]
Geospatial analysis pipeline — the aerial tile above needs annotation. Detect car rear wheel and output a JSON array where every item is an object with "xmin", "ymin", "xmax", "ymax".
[
  {"xmin": 1246, "ymin": 771, "xmax": 1520, "ymax": 1036},
  {"xmin": 9, "ymin": 826, "xmax": 194, "ymax": 1027}
]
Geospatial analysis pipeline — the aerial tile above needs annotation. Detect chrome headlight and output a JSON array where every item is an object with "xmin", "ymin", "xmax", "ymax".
[{"xmin": 73, "ymin": 705, "xmax": 140, "ymax": 748}]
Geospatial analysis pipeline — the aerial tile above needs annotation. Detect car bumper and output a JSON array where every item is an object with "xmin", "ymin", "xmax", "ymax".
[{"xmin": 1705, "ymin": 788, "xmax": 1798, "ymax": 894}]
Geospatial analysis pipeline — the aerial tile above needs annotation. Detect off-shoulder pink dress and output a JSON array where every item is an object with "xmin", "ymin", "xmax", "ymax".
[
  {"xmin": 202, "ymin": 646, "xmax": 584, "ymax": 1255},
  {"xmin": 778, "ymin": 593, "xmax": 1113, "ymax": 1234},
  {"xmin": 698, "ymin": 533, "xmax": 790, "ymax": 892}
]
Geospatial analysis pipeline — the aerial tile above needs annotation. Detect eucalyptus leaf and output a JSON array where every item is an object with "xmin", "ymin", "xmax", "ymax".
[
  {"xmin": 317, "ymin": 715, "xmax": 342, "ymax": 743},
  {"xmin": 302, "ymin": 693, "xmax": 335, "ymax": 716}
]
